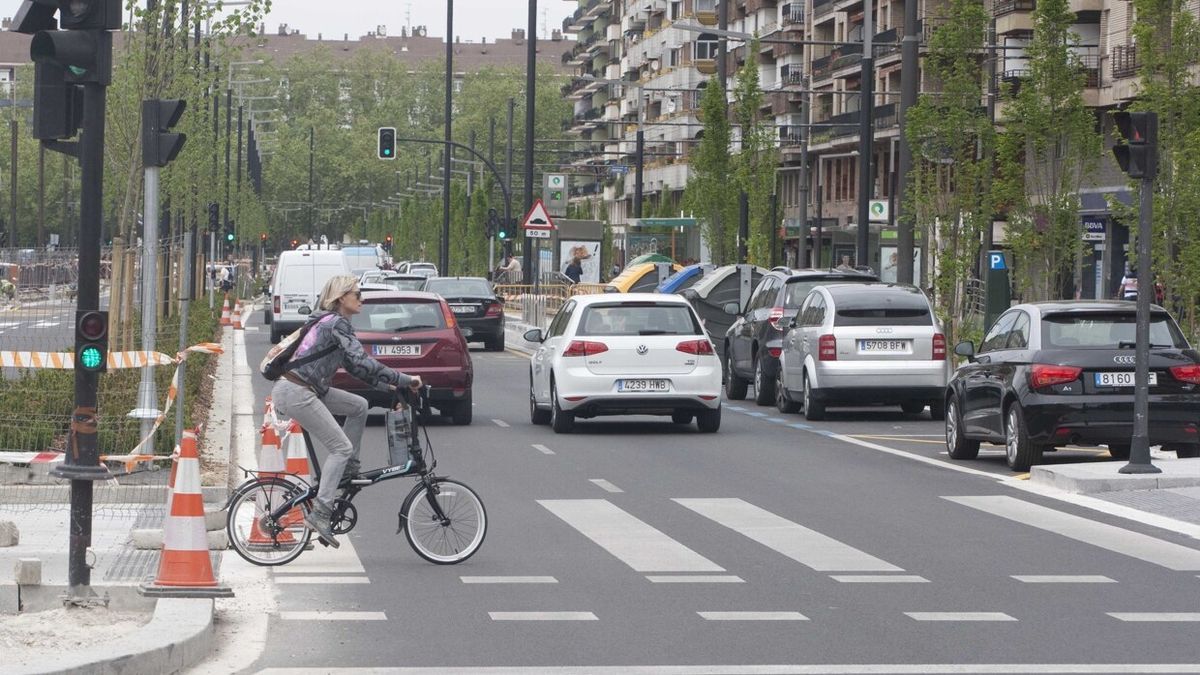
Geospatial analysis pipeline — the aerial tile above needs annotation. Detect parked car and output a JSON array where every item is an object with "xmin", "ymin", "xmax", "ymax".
[
  {"xmin": 525, "ymin": 293, "xmax": 722, "ymax": 433},
  {"xmin": 679, "ymin": 264, "xmax": 767, "ymax": 343},
  {"xmin": 397, "ymin": 261, "xmax": 438, "ymax": 278},
  {"xmin": 330, "ymin": 290, "xmax": 474, "ymax": 425},
  {"xmin": 945, "ymin": 301, "xmax": 1200, "ymax": 471},
  {"xmin": 268, "ymin": 250, "xmax": 354, "ymax": 343},
  {"xmin": 422, "ymin": 276, "xmax": 506, "ymax": 351},
  {"xmin": 373, "ymin": 273, "xmax": 428, "ymax": 292},
  {"xmin": 778, "ymin": 283, "xmax": 950, "ymax": 420},
  {"xmin": 723, "ymin": 267, "xmax": 879, "ymax": 405}
]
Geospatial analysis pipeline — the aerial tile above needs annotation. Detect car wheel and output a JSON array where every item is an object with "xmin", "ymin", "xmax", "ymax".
[
  {"xmin": 1004, "ymin": 404, "xmax": 1044, "ymax": 471},
  {"xmin": 775, "ymin": 370, "xmax": 800, "ymax": 414},
  {"xmin": 724, "ymin": 350, "xmax": 748, "ymax": 400},
  {"xmin": 671, "ymin": 411, "xmax": 694, "ymax": 424},
  {"xmin": 801, "ymin": 372, "xmax": 825, "ymax": 421},
  {"xmin": 550, "ymin": 380, "xmax": 574, "ymax": 434},
  {"xmin": 451, "ymin": 391, "xmax": 473, "ymax": 426},
  {"xmin": 945, "ymin": 396, "xmax": 980, "ymax": 460},
  {"xmin": 269, "ymin": 327, "xmax": 281, "ymax": 344},
  {"xmin": 1106, "ymin": 444, "xmax": 1131, "ymax": 461},
  {"xmin": 753, "ymin": 356, "xmax": 776, "ymax": 406},
  {"xmin": 928, "ymin": 398, "xmax": 946, "ymax": 421},
  {"xmin": 487, "ymin": 335, "xmax": 506, "ymax": 352},
  {"xmin": 696, "ymin": 405, "xmax": 721, "ymax": 433},
  {"xmin": 900, "ymin": 402, "xmax": 926, "ymax": 415},
  {"xmin": 530, "ymin": 380, "xmax": 551, "ymax": 426},
  {"xmin": 1166, "ymin": 443, "xmax": 1200, "ymax": 458}
]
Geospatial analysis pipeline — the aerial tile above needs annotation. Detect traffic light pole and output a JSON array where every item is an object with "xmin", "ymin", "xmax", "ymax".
[{"xmin": 135, "ymin": 163, "xmax": 160, "ymax": 441}]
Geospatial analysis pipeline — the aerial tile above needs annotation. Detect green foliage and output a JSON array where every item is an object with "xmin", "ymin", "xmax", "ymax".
[
  {"xmin": 732, "ymin": 38, "xmax": 780, "ymax": 267},
  {"xmin": 683, "ymin": 79, "xmax": 736, "ymax": 264}
]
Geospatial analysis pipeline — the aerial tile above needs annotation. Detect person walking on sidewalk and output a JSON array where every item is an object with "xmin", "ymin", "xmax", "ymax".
[{"xmin": 270, "ymin": 275, "xmax": 422, "ymax": 548}]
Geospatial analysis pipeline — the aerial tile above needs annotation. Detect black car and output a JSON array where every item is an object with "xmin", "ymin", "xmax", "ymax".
[
  {"xmin": 723, "ymin": 267, "xmax": 879, "ymax": 405},
  {"xmin": 945, "ymin": 301, "xmax": 1200, "ymax": 471},
  {"xmin": 421, "ymin": 276, "xmax": 506, "ymax": 351}
]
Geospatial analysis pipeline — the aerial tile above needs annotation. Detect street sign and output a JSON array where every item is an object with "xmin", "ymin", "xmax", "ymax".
[
  {"xmin": 610, "ymin": 164, "xmax": 629, "ymax": 176},
  {"xmin": 1082, "ymin": 217, "xmax": 1105, "ymax": 242},
  {"xmin": 521, "ymin": 198, "xmax": 557, "ymax": 235},
  {"xmin": 988, "ymin": 250, "xmax": 1007, "ymax": 271},
  {"xmin": 525, "ymin": 227, "xmax": 552, "ymax": 239},
  {"xmin": 868, "ymin": 200, "xmax": 888, "ymax": 223},
  {"xmin": 544, "ymin": 174, "xmax": 567, "ymax": 217}
]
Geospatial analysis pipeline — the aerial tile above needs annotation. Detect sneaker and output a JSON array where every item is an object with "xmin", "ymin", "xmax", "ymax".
[
  {"xmin": 405, "ymin": 451, "xmax": 425, "ymax": 474},
  {"xmin": 303, "ymin": 501, "xmax": 340, "ymax": 549}
]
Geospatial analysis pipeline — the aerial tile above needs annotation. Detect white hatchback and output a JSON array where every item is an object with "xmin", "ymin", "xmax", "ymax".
[{"xmin": 525, "ymin": 293, "xmax": 723, "ymax": 433}]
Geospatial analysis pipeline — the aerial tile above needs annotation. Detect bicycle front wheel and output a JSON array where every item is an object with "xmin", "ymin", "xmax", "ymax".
[
  {"xmin": 226, "ymin": 476, "xmax": 312, "ymax": 566},
  {"xmin": 402, "ymin": 478, "xmax": 487, "ymax": 564}
]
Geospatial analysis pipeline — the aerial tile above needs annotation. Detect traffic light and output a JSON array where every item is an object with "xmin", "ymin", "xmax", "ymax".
[
  {"xmin": 384, "ymin": 235, "xmax": 393, "ymax": 251},
  {"xmin": 260, "ymin": 233, "xmax": 267, "ymax": 243},
  {"xmin": 207, "ymin": 202, "xmax": 219, "ymax": 232},
  {"xmin": 225, "ymin": 220, "xmax": 235, "ymax": 243},
  {"xmin": 75, "ymin": 309, "xmax": 108, "ymax": 373},
  {"xmin": 32, "ymin": 62, "xmax": 82, "ymax": 140},
  {"xmin": 1112, "ymin": 111, "xmax": 1158, "ymax": 180},
  {"xmin": 17, "ymin": 1, "xmax": 120, "ymax": 85},
  {"xmin": 141, "ymin": 99, "xmax": 187, "ymax": 167},
  {"xmin": 378, "ymin": 127, "xmax": 396, "ymax": 160}
]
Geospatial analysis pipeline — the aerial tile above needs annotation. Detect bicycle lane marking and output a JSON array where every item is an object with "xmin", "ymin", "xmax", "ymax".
[
  {"xmin": 533, "ymin": 444, "xmax": 555, "ymax": 455},
  {"xmin": 492, "ymin": 419, "xmax": 511, "ymax": 428}
]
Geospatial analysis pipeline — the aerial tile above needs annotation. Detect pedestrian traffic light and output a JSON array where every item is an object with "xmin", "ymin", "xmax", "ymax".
[
  {"xmin": 260, "ymin": 233, "xmax": 267, "ymax": 242},
  {"xmin": 141, "ymin": 99, "xmax": 187, "ymax": 167},
  {"xmin": 75, "ymin": 309, "xmax": 108, "ymax": 373},
  {"xmin": 1112, "ymin": 111, "xmax": 1158, "ymax": 180},
  {"xmin": 20, "ymin": 0, "xmax": 120, "ymax": 85},
  {"xmin": 378, "ymin": 127, "xmax": 396, "ymax": 160},
  {"xmin": 32, "ymin": 62, "xmax": 82, "ymax": 140},
  {"xmin": 384, "ymin": 235, "xmax": 393, "ymax": 251},
  {"xmin": 225, "ymin": 220, "xmax": 235, "ymax": 243}
]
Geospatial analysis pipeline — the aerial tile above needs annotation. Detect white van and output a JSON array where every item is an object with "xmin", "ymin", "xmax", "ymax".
[{"xmin": 269, "ymin": 250, "xmax": 353, "ymax": 343}]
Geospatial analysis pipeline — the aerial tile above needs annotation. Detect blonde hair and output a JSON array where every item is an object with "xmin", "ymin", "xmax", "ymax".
[{"xmin": 317, "ymin": 274, "xmax": 359, "ymax": 311}]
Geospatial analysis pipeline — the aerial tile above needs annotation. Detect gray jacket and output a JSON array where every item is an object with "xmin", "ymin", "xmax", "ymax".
[{"xmin": 289, "ymin": 311, "xmax": 412, "ymax": 398}]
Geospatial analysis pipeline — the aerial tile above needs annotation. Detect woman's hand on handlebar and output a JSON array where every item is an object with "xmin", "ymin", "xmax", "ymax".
[{"xmin": 408, "ymin": 376, "xmax": 423, "ymax": 391}]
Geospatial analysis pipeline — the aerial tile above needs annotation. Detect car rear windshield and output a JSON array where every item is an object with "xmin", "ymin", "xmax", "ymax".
[
  {"xmin": 1041, "ymin": 312, "xmax": 1188, "ymax": 349},
  {"xmin": 782, "ymin": 277, "xmax": 875, "ymax": 308},
  {"xmin": 380, "ymin": 278, "xmax": 426, "ymax": 292},
  {"xmin": 832, "ymin": 290, "xmax": 932, "ymax": 326},
  {"xmin": 351, "ymin": 300, "xmax": 446, "ymax": 333},
  {"xmin": 425, "ymin": 279, "xmax": 491, "ymax": 297},
  {"xmin": 577, "ymin": 302, "xmax": 703, "ymax": 336}
]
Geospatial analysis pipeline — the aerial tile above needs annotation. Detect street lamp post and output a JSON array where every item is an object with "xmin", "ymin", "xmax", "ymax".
[
  {"xmin": 442, "ymin": 0, "xmax": 453, "ymax": 276},
  {"xmin": 855, "ymin": 7, "xmax": 875, "ymax": 270}
]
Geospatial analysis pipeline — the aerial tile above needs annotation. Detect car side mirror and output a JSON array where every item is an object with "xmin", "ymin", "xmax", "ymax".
[
  {"xmin": 523, "ymin": 328, "xmax": 544, "ymax": 343},
  {"xmin": 723, "ymin": 301, "xmax": 741, "ymax": 315},
  {"xmin": 954, "ymin": 341, "xmax": 975, "ymax": 359},
  {"xmin": 788, "ymin": 317, "xmax": 798, "ymax": 329}
]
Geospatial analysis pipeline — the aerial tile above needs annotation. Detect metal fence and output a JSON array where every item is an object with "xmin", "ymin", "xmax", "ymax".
[{"xmin": 494, "ymin": 283, "xmax": 607, "ymax": 329}]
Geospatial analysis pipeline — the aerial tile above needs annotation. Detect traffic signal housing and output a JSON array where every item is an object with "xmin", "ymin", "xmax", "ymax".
[
  {"xmin": 75, "ymin": 309, "xmax": 108, "ymax": 373},
  {"xmin": 142, "ymin": 99, "xmax": 187, "ymax": 167},
  {"xmin": 207, "ymin": 202, "xmax": 219, "ymax": 232},
  {"xmin": 1112, "ymin": 111, "xmax": 1158, "ymax": 180},
  {"xmin": 378, "ymin": 127, "xmax": 396, "ymax": 160},
  {"xmin": 384, "ymin": 235, "xmax": 393, "ymax": 251},
  {"xmin": 225, "ymin": 220, "xmax": 235, "ymax": 243}
]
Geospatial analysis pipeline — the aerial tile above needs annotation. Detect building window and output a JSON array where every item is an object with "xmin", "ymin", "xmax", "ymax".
[
  {"xmin": 671, "ymin": 1, "xmax": 683, "ymax": 20},
  {"xmin": 695, "ymin": 34, "xmax": 719, "ymax": 60}
]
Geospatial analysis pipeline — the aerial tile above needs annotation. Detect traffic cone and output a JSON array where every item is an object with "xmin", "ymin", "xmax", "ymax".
[
  {"xmin": 282, "ymin": 420, "xmax": 313, "ymax": 527},
  {"xmin": 140, "ymin": 429, "xmax": 233, "ymax": 598},
  {"xmin": 219, "ymin": 295, "xmax": 232, "ymax": 326},
  {"xmin": 248, "ymin": 422, "xmax": 297, "ymax": 546},
  {"xmin": 232, "ymin": 300, "xmax": 244, "ymax": 330}
]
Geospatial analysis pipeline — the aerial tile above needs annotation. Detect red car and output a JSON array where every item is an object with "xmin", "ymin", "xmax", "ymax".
[{"xmin": 332, "ymin": 290, "xmax": 474, "ymax": 425}]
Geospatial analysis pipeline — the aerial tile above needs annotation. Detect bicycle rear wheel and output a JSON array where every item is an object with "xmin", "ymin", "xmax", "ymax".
[
  {"xmin": 401, "ymin": 478, "xmax": 487, "ymax": 564},
  {"xmin": 226, "ymin": 476, "xmax": 313, "ymax": 566}
]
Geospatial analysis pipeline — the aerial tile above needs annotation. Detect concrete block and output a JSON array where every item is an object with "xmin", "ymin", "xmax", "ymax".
[
  {"xmin": 0, "ymin": 463, "xmax": 33, "ymax": 484},
  {"xmin": 13, "ymin": 558, "xmax": 40, "ymax": 586},
  {"xmin": 0, "ymin": 520, "xmax": 18, "ymax": 547},
  {"xmin": 204, "ymin": 507, "xmax": 226, "ymax": 531},
  {"xmin": 207, "ymin": 530, "xmax": 228, "ymax": 550},
  {"xmin": 131, "ymin": 528, "xmax": 164, "ymax": 550},
  {"xmin": 0, "ymin": 579, "xmax": 16, "ymax": 614}
]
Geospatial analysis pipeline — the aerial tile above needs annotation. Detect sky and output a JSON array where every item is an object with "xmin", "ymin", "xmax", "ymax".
[{"xmin": 259, "ymin": 0, "xmax": 577, "ymax": 43}]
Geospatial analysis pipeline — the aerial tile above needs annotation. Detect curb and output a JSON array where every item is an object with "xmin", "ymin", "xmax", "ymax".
[{"xmin": 1030, "ymin": 457, "xmax": 1200, "ymax": 494}]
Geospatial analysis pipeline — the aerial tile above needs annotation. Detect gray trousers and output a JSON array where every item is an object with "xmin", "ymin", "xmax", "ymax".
[{"xmin": 271, "ymin": 380, "xmax": 369, "ymax": 508}]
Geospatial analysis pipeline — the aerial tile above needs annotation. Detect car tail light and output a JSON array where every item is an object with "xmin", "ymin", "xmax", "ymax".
[
  {"xmin": 562, "ymin": 340, "xmax": 609, "ymax": 357},
  {"xmin": 932, "ymin": 333, "xmax": 946, "ymax": 360},
  {"xmin": 439, "ymin": 301, "xmax": 457, "ymax": 328},
  {"xmin": 767, "ymin": 346, "xmax": 782, "ymax": 358},
  {"xmin": 273, "ymin": 296, "xmax": 281, "ymax": 314},
  {"xmin": 1030, "ymin": 364, "xmax": 1082, "ymax": 389},
  {"xmin": 768, "ymin": 306, "xmax": 785, "ymax": 330},
  {"xmin": 484, "ymin": 302, "xmax": 502, "ymax": 317},
  {"xmin": 1169, "ymin": 364, "xmax": 1200, "ymax": 384},
  {"xmin": 676, "ymin": 339, "xmax": 714, "ymax": 355},
  {"xmin": 818, "ymin": 334, "xmax": 837, "ymax": 361}
]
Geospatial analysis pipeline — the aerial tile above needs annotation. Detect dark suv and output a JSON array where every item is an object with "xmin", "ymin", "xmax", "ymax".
[{"xmin": 724, "ymin": 267, "xmax": 879, "ymax": 405}]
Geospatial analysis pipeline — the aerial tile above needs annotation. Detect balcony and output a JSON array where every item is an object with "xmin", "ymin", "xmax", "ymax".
[
  {"xmin": 993, "ymin": 0, "xmax": 1035, "ymax": 16},
  {"xmin": 810, "ymin": 54, "xmax": 834, "ymax": 80},
  {"xmin": 1111, "ymin": 44, "xmax": 1138, "ymax": 80},
  {"xmin": 696, "ymin": 0, "xmax": 717, "ymax": 25},
  {"xmin": 782, "ymin": 3, "xmax": 805, "ymax": 26},
  {"xmin": 813, "ymin": 0, "xmax": 837, "ymax": 21},
  {"xmin": 873, "ymin": 28, "xmax": 899, "ymax": 58},
  {"xmin": 832, "ymin": 49, "xmax": 863, "ymax": 73},
  {"xmin": 1078, "ymin": 51, "xmax": 1101, "ymax": 88},
  {"xmin": 873, "ymin": 102, "xmax": 897, "ymax": 130}
]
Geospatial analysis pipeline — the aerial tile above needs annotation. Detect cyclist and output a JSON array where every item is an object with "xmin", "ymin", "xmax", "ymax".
[{"xmin": 271, "ymin": 274, "xmax": 422, "ymax": 548}]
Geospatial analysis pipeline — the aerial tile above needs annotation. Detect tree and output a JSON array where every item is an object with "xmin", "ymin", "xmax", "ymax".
[
  {"xmin": 732, "ymin": 38, "xmax": 780, "ymax": 267},
  {"xmin": 683, "ymin": 80, "xmax": 737, "ymax": 264}
]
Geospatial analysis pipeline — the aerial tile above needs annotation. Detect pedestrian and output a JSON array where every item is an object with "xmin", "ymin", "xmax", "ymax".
[
  {"xmin": 497, "ymin": 253, "xmax": 522, "ymax": 284},
  {"xmin": 1118, "ymin": 265, "xmax": 1138, "ymax": 300},
  {"xmin": 268, "ymin": 275, "xmax": 422, "ymax": 548},
  {"xmin": 836, "ymin": 255, "xmax": 854, "ymax": 271},
  {"xmin": 218, "ymin": 265, "xmax": 233, "ymax": 293},
  {"xmin": 564, "ymin": 256, "xmax": 583, "ymax": 284}
]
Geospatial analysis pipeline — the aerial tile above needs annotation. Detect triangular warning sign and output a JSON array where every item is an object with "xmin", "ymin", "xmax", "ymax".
[{"xmin": 520, "ymin": 199, "xmax": 557, "ymax": 230}]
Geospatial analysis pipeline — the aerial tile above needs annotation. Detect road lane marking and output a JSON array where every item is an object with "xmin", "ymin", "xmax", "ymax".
[
  {"xmin": 945, "ymin": 496, "xmax": 1200, "ymax": 571},
  {"xmin": 589, "ymin": 478, "xmax": 622, "ymax": 493},
  {"xmin": 645, "ymin": 575, "xmax": 744, "ymax": 583},
  {"xmin": 33, "ymin": 321, "xmax": 60, "ymax": 327},
  {"xmin": 274, "ymin": 576, "xmax": 370, "ymax": 585},
  {"xmin": 256, "ymin": 665, "xmax": 1200, "ymax": 674},
  {"xmin": 489, "ymin": 612, "xmax": 597, "ymax": 621},
  {"xmin": 698, "ymin": 611, "xmax": 809, "ymax": 621},
  {"xmin": 830, "ymin": 575, "xmax": 929, "ymax": 583},
  {"xmin": 1012, "ymin": 575, "xmax": 1116, "ymax": 583},
  {"xmin": 461, "ymin": 576, "xmax": 558, "ymax": 584},
  {"xmin": 533, "ymin": 444, "xmax": 555, "ymax": 455},
  {"xmin": 674, "ymin": 498, "xmax": 904, "ymax": 572},
  {"xmin": 789, "ymin": 423, "xmax": 812, "ymax": 430},
  {"xmin": 726, "ymin": 406, "xmax": 745, "ymax": 411},
  {"xmin": 906, "ymin": 612, "xmax": 1016, "ymax": 622},
  {"xmin": 852, "ymin": 435, "xmax": 946, "ymax": 445},
  {"xmin": 539, "ymin": 499, "xmax": 725, "ymax": 573},
  {"xmin": 491, "ymin": 419, "xmax": 511, "ymax": 428},
  {"xmin": 744, "ymin": 411, "xmax": 768, "ymax": 418},
  {"xmin": 1108, "ymin": 613, "xmax": 1200, "ymax": 622},
  {"xmin": 278, "ymin": 611, "xmax": 387, "ymax": 621},
  {"xmin": 768, "ymin": 417, "xmax": 788, "ymax": 424},
  {"xmin": 271, "ymin": 537, "xmax": 366, "ymax": 575}
]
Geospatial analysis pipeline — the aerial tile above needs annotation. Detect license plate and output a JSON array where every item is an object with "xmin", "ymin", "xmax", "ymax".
[
  {"xmin": 451, "ymin": 305, "xmax": 475, "ymax": 314},
  {"xmin": 618, "ymin": 379, "xmax": 669, "ymax": 392},
  {"xmin": 858, "ymin": 339, "xmax": 908, "ymax": 352},
  {"xmin": 374, "ymin": 344, "xmax": 421, "ymax": 357},
  {"xmin": 1095, "ymin": 371, "xmax": 1157, "ymax": 387}
]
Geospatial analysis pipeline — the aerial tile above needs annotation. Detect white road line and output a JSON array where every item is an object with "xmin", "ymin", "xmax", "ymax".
[
  {"xmin": 645, "ymin": 575, "xmax": 744, "ymax": 583},
  {"xmin": 589, "ymin": 478, "xmax": 622, "ymax": 493},
  {"xmin": 256, "ymin": 666, "xmax": 1200, "ymax": 674},
  {"xmin": 726, "ymin": 406, "xmax": 745, "ymax": 411},
  {"xmin": 1108, "ymin": 613, "xmax": 1200, "ymax": 622},
  {"xmin": 277, "ymin": 611, "xmax": 387, "ymax": 621},
  {"xmin": 767, "ymin": 417, "xmax": 788, "ymax": 424},
  {"xmin": 1012, "ymin": 575, "xmax": 1117, "ymax": 584},
  {"xmin": 831, "ymin": 575, "xmax": 929, "ymax": 583},
  {"xmin": 945, "ymin": 495, "xmax": 1200, "ymax": 571},
  {"xmin": 274, "ymin": 576, "xmax": 370, "ymax": 585},
  {"xmin": 489, "ymin": 612, "xmax": 598, "ymax": 621},
  {"xmin": 744, "ymin": 411, "xmax": 768, "ymax": 418},
  {"xmin": 698, "ymin": 611, "xmax": 809, "ymax": 621},
  {"xmin": 271, "ymin": 537, "xmax": 366, "ymax": 575},
  {"xmin": 532, "ymin": 444, "xmax": 555, "ymax": 455},
  {"xmin": 491, "ymin": 419, "xmax": 511, "ymax": 428},
  {"xmin": 539, "ymin": 499, "xmax": 725, "ymax": 573},
  {"xmin": 905, "ymin": 612, "xmax": 1017, "ymax": 622},
  {"xmin": 674, "ymin": 498, "xmax": 904, "ymax": 572},
  {"xmin": 460, "ymin": 576, "xmax": 558, "ymax": 584}
]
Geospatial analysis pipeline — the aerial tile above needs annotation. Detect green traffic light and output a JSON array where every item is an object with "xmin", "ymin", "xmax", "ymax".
[
  {"xmin": 79, "ymin": 345, "xmax": 103, "ymax": 370},
  {"xmin": 226, "ymin": 233, "xmax": 235, "ymax": 242}
]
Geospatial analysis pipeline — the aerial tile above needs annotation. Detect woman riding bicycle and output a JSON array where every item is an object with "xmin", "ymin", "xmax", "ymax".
[{"xmin": 271, "ymin": 274, "xmax": 422, "ymax": 548}]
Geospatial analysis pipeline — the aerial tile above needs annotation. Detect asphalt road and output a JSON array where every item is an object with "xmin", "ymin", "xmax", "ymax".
[{"xmin": 236, "ymin": 320, "xmax": 1200, "ymax": 673}]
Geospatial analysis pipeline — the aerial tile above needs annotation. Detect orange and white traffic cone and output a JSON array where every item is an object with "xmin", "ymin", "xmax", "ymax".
[
  {"xmin": 140, "ymin": 429, "xmax": 232, "ymax": 598},
  {"xmin": 219, "ymin": 295, "xmax": 232, "ymax": 326},
  {"xmin": 282, "ymin": 420, "xmax": 313, "ymax": 527},
  {"xmin": 232, "ymin": 300, "xmax": 244, "ymax": 330},
  {"xmin": 247, "ymin": 421, "xmax": 297, "ymax": 546}
]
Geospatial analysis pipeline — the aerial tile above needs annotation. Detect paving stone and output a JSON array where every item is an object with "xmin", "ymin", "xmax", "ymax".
[
  {"xmin": 13, "ymin": 557, "xmax": 40, "ymax": 585},
  {"xmin": 0, "ymin": 520, "xmax": 17, "ymax": 547}
]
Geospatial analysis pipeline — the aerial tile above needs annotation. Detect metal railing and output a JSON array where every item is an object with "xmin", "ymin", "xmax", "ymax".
[{"xmin": 1111, "ymin": 44, "xmax": 1139, "ymax": 80}]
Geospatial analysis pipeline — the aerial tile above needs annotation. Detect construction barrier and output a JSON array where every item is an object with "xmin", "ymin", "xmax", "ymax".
[
  {"xmin": 232, "ymin": 300, "xmax": 244, "ymax": 330},
  {"xmin": 219, "ymin": 295, "xmax": 232, "ymax": 326},
  {"xmin": 248, "ymin": 415, "xmax": 297, "ymax": 546}
]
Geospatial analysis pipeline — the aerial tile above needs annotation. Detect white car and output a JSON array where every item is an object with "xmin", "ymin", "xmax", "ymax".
[{"xmin": 525, "ymin": 293, "xmax": 723, "ymax": 433}]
